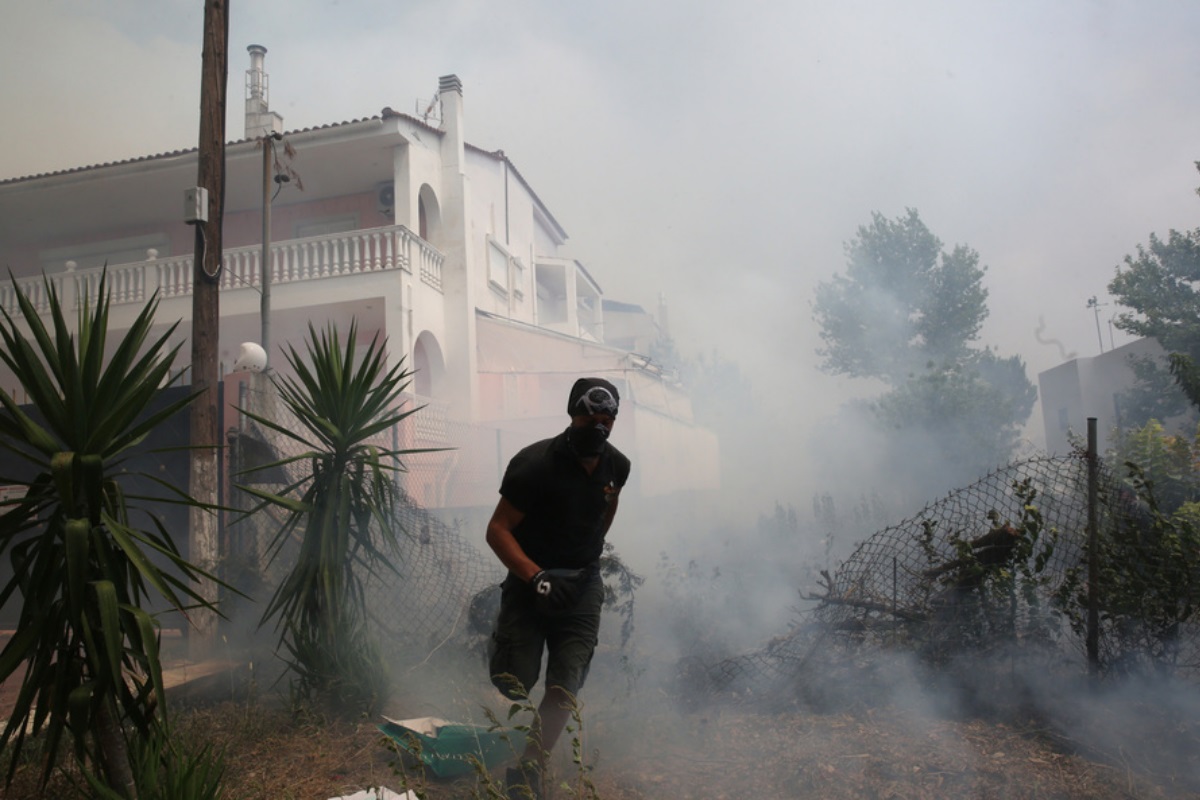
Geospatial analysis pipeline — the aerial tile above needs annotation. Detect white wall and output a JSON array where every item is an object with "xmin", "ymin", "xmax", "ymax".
[{"xmin": 1039, "ymin": 337, "xmax": 1168, "ymax": 454}]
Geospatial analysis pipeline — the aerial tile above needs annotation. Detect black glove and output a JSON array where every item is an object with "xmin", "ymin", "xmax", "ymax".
[{"xmin": 530, "ymin": 568, "xmax": 587, "ymax": 613}]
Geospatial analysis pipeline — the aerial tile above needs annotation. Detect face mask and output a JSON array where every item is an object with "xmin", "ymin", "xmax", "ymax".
[{"xmin": 569, "ymin": 422, "xmax": 610, "ymax": 456}]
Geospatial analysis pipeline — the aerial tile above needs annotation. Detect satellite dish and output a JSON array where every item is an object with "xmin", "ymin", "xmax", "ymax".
[{"xmin": 232, "ymin": 342, "xmax": 268, "ymax": 373}]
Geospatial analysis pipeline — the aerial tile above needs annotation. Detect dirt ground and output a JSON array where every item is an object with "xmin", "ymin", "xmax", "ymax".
[
  {"xmin": 6, "ymin": 687, "xmax": 1198, "ymax": 798},
  {"xmin": 121, "ymin": 694, "xmax": 1200, "ymax": 799},
  {"xmin": 2, "ymin": 646, "xmax": 1198, "ymax": 799}
]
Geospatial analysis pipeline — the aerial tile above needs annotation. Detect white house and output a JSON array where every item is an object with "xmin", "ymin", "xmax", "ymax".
[
  {"xmin": 0, "ymin": 48, "xmax": 719, "ymax": 514},
  {"xmin": 1037, "ymin": 336, "xmax": 1184, "ymax": 455}
]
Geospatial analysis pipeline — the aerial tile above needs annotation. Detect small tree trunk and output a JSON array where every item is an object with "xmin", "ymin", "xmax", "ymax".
[{"xmin": 96, "ymin": 701, "xmax": 137, "ymax": 800}]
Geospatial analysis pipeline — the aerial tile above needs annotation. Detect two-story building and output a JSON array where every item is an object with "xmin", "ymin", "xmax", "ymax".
[
  {"xmin": 1038, "ymin": 336, "xmax": 1192, "ymax": 455},
  {"xmin": 0, "ymin": 47, "xmax": 718, "ymax": 519}
]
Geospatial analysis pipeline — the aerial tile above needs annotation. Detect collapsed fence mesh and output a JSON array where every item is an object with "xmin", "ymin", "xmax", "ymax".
[{"xmin": 679, "ymin": 453, "xmax": 1200, "ymax": 706}]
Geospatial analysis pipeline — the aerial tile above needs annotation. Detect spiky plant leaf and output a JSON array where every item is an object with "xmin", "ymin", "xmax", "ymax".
[
  {"xmin": 236, "ymin": 320, "xmax": 430, "ymax": 714},
  {"xmin": 0, "ymin": 271, "xmax": 223, "ymax": 790}
]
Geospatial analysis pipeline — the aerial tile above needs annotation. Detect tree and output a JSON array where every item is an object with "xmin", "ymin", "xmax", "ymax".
[
  {"xmin": 1110, "ymin": 419, "xmax": 1200, "ymax": 514},
  {"xmin": 814, "ymin": 209, "xmax": 1036, "ymax": 487},
  {"xmin": 237, "ymin": 321, "xmax": 420, "ymax": 715},
  {"xmin": 647, "ymin": 329, "xmax": 682, "ymax": 381},
  {"xmin": 873, "ymin": 350, "xmax": 1038, "ymax": 477},
  {"xmin": 1055, "ymin": 454, "xmax": 1200, "ymax": 675},
  {"xmin": 1114, "ymin": 354, "xmax": 1193, "ymax": 431},
  {"xmin": 1109, "ymin": 217, "xmax": 1200, "ymax": 414},
  {"xmin": 0, "ymin": 274, "xmax": 220, "ymax": 795},
  {"xmin": 814, "ymin": 208, "xmax": 988, "ymax": 384},
  {"xmin": 678, "ymin": 348, "xmax": 757, "ymax": 429}
]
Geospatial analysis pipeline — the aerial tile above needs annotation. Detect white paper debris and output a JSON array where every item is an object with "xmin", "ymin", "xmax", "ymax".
[{"xmin": 326, "ymin": 788, "xmax": 416, "ymax": 800}]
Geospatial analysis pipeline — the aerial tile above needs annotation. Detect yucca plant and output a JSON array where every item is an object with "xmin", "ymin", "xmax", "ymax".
[
  {"xmin": 236, "ymin": 320, "xmax": 422, "ymax": 715},
  {"xmin": 82, "ymin": 722, "xmax": 227, "ymax": 800},
  {"xmin": 0, "ymin": 272, "xmax": 221, "ymax": 795}
]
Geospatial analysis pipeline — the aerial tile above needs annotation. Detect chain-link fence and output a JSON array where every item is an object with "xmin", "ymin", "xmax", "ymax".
[{"xmin": 678, "ymin": 453, "xmax": 1200, "ymax": 707}]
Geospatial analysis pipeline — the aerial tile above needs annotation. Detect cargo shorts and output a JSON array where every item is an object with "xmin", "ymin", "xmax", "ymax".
[{"xmin": 488, "ymin": 569, "xmax": 604, "ymax": 700}]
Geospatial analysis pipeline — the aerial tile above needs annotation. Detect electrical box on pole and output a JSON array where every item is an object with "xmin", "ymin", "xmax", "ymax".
[{"xmin": 184, "ymin": 187, "xmax": 209, "ymax": 224}]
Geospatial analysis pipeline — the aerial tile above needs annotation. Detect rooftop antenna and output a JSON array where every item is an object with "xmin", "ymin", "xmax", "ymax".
[
  {"xmin": 415, "ymin": 85, "xmax": 442, "ymax": 126},
  {"xmin": 1086, "ymin": 296, "xmax": 1107, "ymax": 353}
]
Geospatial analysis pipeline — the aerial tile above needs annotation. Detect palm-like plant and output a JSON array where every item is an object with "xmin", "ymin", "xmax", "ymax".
[
  {"xmin": 0, "ymin": 273, "xmax": 219, "ymax": 793},
  {"xmin": 237, "ymin": 321, "xmax": 421, "ymax": 714}
]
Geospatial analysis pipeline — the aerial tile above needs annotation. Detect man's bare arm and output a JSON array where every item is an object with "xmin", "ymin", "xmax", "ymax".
[{"xmin": 485, "ymin": 496, "xmax": 540, "ymax": 582}]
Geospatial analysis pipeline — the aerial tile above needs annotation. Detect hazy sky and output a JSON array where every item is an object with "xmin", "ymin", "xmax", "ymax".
[{"xmin": 3, "ymin": 0, "xmax": 1199, "ymax": 464}]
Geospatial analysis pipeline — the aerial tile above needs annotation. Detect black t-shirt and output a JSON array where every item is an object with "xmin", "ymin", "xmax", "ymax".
[{"xmin": 499, "ymin": 428, "xmax": 632, "ymax": 569}]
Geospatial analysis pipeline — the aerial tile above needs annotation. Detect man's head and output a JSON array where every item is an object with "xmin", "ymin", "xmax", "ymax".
[
  {"xmin": 566, "ymin": 378, "xmax": 619, "ymax": 456},
  {"xmin": 567, "ymin": 378, "xmax": 619, "ymax": 419}
]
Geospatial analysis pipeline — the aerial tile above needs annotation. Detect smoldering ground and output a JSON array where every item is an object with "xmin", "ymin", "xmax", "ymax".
[
  {"xmin": 411, "ymin": 534, "xmax": 1198, "ymax": 798},
  {"xmin": 198, "ymin": 453, "xmax": 1200, "ymax": 799}
]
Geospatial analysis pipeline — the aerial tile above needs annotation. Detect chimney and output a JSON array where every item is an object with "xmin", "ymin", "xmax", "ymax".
[
  {"xmin": 245, "ymin": 44, "xmax": 284, "ymax": 139},
  {"xmin": 438, "ymin": 74, "xmax": 465, "ymax": 169}
]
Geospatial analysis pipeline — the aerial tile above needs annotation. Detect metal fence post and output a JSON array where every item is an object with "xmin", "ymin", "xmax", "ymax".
[{"xmin": 1086, "ymin": 417, "xmax": 1100, "ymax": 676}]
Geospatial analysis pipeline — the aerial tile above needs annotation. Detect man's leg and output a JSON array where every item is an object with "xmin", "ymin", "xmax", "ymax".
[
  {"xmin": 528, "ymin": 574, "xmax": 603, "ymax": 763},
  {"xmin": 490, "ymin": 576, "xmax": 544, "ymax": 699},
  {"xmin": 507, "ymin": 686, "xmax": 571, "ymax": 799},
  {"xmin": 522, "ymin": 684, "xmax": 573, "ymax": 766}
]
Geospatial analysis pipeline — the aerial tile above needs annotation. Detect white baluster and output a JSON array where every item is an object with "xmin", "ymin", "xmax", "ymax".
[
  {"xmin": 62, "ymin": 261, "xmax": 78, "ymax": 312},
  {"xmin": 386, "ymin": 230, "xmax": 397, "ymax": 271}
]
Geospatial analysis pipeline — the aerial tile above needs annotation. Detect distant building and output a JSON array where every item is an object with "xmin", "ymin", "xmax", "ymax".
[
  {"xmin": 601, "ymin": 298, "xmax": 661, "ymax": 355},
  {"xmin": 1037, "ymin": 337, "xmax": 1185, "ymax": 454},
  {"xmin": 0, "ymin": 48, "xmax": 718, "ymax": 512}
]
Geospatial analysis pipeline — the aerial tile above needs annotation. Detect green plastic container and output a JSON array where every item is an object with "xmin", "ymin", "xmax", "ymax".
[{"xmin": 378, "ymin": 716, "xmax": 524, "ymax": 779}]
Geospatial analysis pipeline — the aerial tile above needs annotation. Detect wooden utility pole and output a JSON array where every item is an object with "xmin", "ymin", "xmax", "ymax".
[{"xmin": 189, "ymin": 0, "xmax": 229, "ymax": 660}]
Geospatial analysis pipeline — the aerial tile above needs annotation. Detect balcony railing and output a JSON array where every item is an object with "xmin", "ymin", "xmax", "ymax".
[{"xmin": 0, "ymin": 224, "xmax": 444, "ymax": 315}]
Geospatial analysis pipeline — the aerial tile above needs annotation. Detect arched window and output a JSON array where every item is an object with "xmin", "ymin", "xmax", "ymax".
[
  {"xmin": 417, "ymin": 185, "xmax": 441, "ymax": 245},
  {"xmin": 413, "ymin": 331, "xmax": 444, "ymax": 398}
]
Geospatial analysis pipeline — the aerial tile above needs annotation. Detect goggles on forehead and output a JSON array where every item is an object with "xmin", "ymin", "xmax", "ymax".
[{"xmin": 576, "ymin": 386, "xmax": 619, "ymax": 417}]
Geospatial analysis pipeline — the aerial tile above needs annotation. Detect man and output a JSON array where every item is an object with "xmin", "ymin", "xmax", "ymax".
[{"xmin": 485, "ymin": 377, "xmax": 631, "ymax": 799}]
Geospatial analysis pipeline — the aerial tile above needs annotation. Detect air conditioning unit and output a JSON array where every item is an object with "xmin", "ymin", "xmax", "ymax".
[{"xmin": 377, "ymin": 182, "xmax": 395, "ymax": 218}]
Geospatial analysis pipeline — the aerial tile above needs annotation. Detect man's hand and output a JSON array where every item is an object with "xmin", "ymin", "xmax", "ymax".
[{"xmin": 530, "ymin": 568, "xmax": 586, "ymax": 612}]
